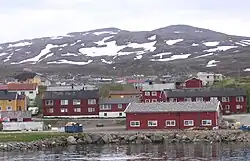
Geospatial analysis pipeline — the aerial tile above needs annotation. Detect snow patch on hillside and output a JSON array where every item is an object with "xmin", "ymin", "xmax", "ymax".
[
  {"xmin": 150, "ymin": 54, "xmax": 190, "ymax": 62},
  {"xmin": 8, "ymin": 42, "xmax": 32, "ymax": 48},
  {"xmin": 191, "ymin": 43, "xmax": 199, "ymax": 46},
  {"xmin": 61, "ymin": 53, "xmax": 78, "ymax": 57},
  {"xmin": 47, "ymin": 59, "xmax": 93, "ymax": 65},
  {"xmin": 18, "ymin": 44, "xmax": 57, "ymax": 64},
  {"xmin": 134, "ymin": 55, "xmax": 142, "ymax": 60},
  {"xmin": 204, "ymin": 46, "xmax": 237, "ymax": 52},
  {"xmin": 152, "ymin": 52, "xmax": 172, "ymax": 59},
  {"xmin": 101, "ymin": 59, "xmax": 112, "ymax": 64},
  {"xmin": 148, "ymin": 35, "xmax": 156, "ymax": 40},
  {"xmin": 244, "ymin": 68, "xmax": 250, "ymax": 72},
  {"xmin": 165, "ymin": 39, "xmax": 183, "ymax": 45},
  {"xmin": 203, "ymin": 41, "xmax": 220, "ymax": 47},
  {"xmin": 92, "ymin": 31, "xmax": 117, "ymax": 35},
  {"xmin": 235, "ymin": 42, "xmax": 248, "ymax": 46},
  {"xmin": 0, "ymin": 53, "xmax": 8, "ymax": 57},
  {"xmin": 3, "ymin": 53, "xmax": 13, "ymax": 62},
  {"xmin": 195, "ymin": 53, "xmax": 214, "ymax": 58},
  {"xmin": 206, "ymin": 60, "xmax": 220, "ymax": 67}
]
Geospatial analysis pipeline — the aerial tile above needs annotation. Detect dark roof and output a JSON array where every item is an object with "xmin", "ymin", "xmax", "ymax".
[
  {"xmin": 43, "ymin": 90, "xmax": 99, "ymax": 99},
  {"xmin": 125, "ymin": 100, "xmax": 219, "ymax": 113},
  {"xmin": 109, "ymin": 90, "xmax": 141, "ymax": 95},
  {"xmin": 165, "ymin": 88, "xmax": 246, "ymax": 97},
  {"xmin": 99, "ymin": 97, "xmax": 140, "ymax": 104},
  {"xmin": 14, "ymin": 72, "xmax": 37, "ymax": 81},
  {"xmin": 0, "ymin": 91, "xmax": 18, "ymax": 100}
]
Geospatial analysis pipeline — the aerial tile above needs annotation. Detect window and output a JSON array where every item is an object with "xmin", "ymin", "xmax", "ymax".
[
  {"xmin": 48, "ymin": 108, "xmax": 54, "ymax": 113},
  {"xmin": 225, "ymin": 105, "xmax": 230, "ymax": 110},
  {"xmin": 210, "ymin": 97, "xmax": 217, "ymax": 101},
  {"xmin": 73, "ymin": 99, "xmax": 81, "ymax": 105},
  {"xmin": 184, "ymin": 98, "xmax": 192, "ymax": 102},
  {"xmin": 60, "ymin": 108, "xmax": 68, "ymax": 113},
  {"xmin": 145, "ymin": 92, "xmax": 150, "ymax": 96},
  {"xmin": 222, "ymin": 97, "xmax": 230, "ymax": 102},
  {"xmin": 152, "ymin": 99, "xmax": 157, "ymax": 102},
  {"xmin": 30, "ymin": 99, "xmax": 34, "ymax": 101},
  {"xmin": 88, "ymin": 107, "xmax": 95, "ymax": 112},
  {"xmin": 145, "ymin": 99, "xmax": 150, "ymax": 103},
  {"xmin": 7, "ymin": 106, "xmax": 12, "ymax": 111},
  {"xmin": 151, "ymin": 91, "xmax": 157, "ymax": 96},
  {"xmin": 60, "ymin": 100, "xmax": 68, "ymax": 105},
  {"xmin": 166, "ymin": 120, "xmax": 176, "ymax": 126},
  {"xmin": 148, "ymin": 120, "xmax": 158, "ymax": 127},
  {"xmin": 18, "ymin": 106, "xmax": 22, "ymax": 111},
  {"xmin": 29, "ymin": 91, "xmax": 33, "ymax": 94},
  {"xmin": 8, "ymin": 100, "xmax": 11, "ymax": 102},
  {"xmin": 21, "ymin": 92, "xmax": 25, "ymax": 95},
  {"xmin": 169, "ymin": 98, "xmax": 177, "ymax": 102},
  {"xmin": 130, "ymin": 121, "xmax": 140, "ymax": 127},
  {"xmin": 202, "ymin": 120, "xmax": 212, "ymax": 126},
  {"xmin": 118, "ymin": 104, "xmax": 123, "ymax": 109},
  {"xmin": 100, "ymin": 104, "xmax": 111, "ymax": 110},
  {"xmin": 45, "ymin": 100, "xmax": 53, "ymax": 106},
  {"xmin": 236, "ymin": 105, "xmax": 243, "ymax": 109},
  {"xmin": 236, "ymin": 96, "xmax": 244, "ymax": 102},
  {"xmin": 88, "ymin": 99, "xmax": 96, "ymax": 105},
  {"xmin": 104, "ymin": 113, "xmax": 107, "ymax": 116},
  {"xmin": 119, "ymin": 113, "xmax": 123, "ymax": 117},
  {"xmin": 207, "ymin": 76, "xmax": 210, "ymax": 79},
  {"xmin": 184, "ymin": 120, "xmax": 194, "ymax": 126},
  {"xmin": 74, "ymin": 107, "xmax": 81, "ymax": 113},
  {"xmin": 196, "ymin": 97, "xmax": 203, "ymax": 102}
]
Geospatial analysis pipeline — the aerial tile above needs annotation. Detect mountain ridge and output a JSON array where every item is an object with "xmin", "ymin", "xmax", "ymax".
[{"xmin": 0, "ymin": 25, "xmax": 250, "ymax": 76}]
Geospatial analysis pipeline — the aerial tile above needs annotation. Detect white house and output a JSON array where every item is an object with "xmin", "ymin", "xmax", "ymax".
[
  {"xmin": 7, "ymin": 83, "xmax": 38, "ymax": 106},
  {"xmin": 196, "ymin": 72, "xmax": 223, "ymax": 86}
]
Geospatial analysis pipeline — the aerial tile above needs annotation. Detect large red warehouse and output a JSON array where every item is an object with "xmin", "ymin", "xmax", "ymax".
[{"xmin": 125, "ymin": 100, "xmax": 222, "ymax": 130}]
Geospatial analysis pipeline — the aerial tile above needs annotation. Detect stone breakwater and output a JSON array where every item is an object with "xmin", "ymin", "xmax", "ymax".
[{"xmin": 0, "ymin": 130, "xmax": 250, "ymax": 151}]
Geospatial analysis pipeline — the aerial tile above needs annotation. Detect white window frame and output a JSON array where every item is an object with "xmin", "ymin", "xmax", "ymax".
[
  {"xmin": 145, "ymin": 99, "xmax": 150, "ymax": 103},
  {"xmin": 7, "ymin": 106, "xmax": 12, "ymax": 111},
  {"xmin": 73, "ymin": 99, "xmax": 81, "ymax": 105},
  {"xmin": 100, "ymin": 104, "xmax": 112, "ymax": 110},
  {"xmin": 144, "ymin": 92, "xmax": 150, "ymax": 96},
  {"xmin": 118, "ymin": 104, "xmax": 123, "ymax": 109},
  {"xmin": 165, "ymin": 120, "xmax": 176, "ymax": 126},
  {"xmin": 130, "ymin": 121, "xmax": 140, "ymax": 127},
  {"xmin": 169, "ymin": 98, "xmax": 177, "ymax": 102},
  {"xmin": 202, "ymin": 120, "xmax": 212, "ymax": 126},
  {"xmin": 184, "ymin": 98, "xmax": 192, "ymax": 102},
  {"xmin": 74, "ymin": 107, "xmax": 81, "ymax": 113},
  {"xmin": 88, "ymin": 107, "xmax": 95, "ymax": 112},
  {"xmin": 48, "ymin": 108, "xmax": 54, "ymax": 113},
  {"xmin": 88, "ymin": 99, "xmax": 96, "ymax": 105},
  {"xmin": 222, "ymin": 97, "xmax": 230, "ymax": 102},
  {"xmin": 151, "ymin": 91, "xmax": 157, "ymax": 96},
  {"xmin": 45, "ymin": 100, "xmax": 53, "ymax": 106},
  {"xmin": 236, "ymin": 96, "xmax": 244, "ymax": 102},
  {"xmin": 60, "ymin": 108, "xmax": 68, "ymax": 113},
  {"xmin": 196, "ymin": 97, "xmax": 203, "ymax": 102},
  {"xmin": 225, "ymin": 105, "xmax": 230, "ymax": 109},
  {"xmin": 152, "ymin": 99, "xmax": 157, "ymax": 102},
  {"xmin": 60, "ymin": 100, "xmax": 68, "ymax": 105},
  {"xmin": 236, "ymin": 105, "xmax": 243, "ymax": 109},
  {"xmin": 184, "ymin": 120, "xmax": 194, "ymax": 126},
  {"xmin": 148, "ymin": 120, "xmax": 158, "ymax": 127}
]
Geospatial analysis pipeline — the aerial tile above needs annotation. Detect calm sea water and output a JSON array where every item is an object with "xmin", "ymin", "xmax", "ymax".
[{"xmin": 0, "ymin": 143, "xmax": 250, "ymax": 161}]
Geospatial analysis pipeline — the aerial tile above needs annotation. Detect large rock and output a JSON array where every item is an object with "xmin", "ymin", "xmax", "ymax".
[
  {"xmin": 150, "ymin": 134, "xmax": 164, "ymax": 143},
  {"xmin": 102, "ymin": 134, "xmax": 112, "ymax": 144},
  {"xmin": 90, "ymin": 134, "xmax": 102, "ymax": 143},
  {"xmin": 67, "ymin": 136, "xmax": 77, "ymax": 145}
]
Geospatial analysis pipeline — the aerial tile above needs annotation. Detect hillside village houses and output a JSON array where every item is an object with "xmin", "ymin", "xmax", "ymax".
[{"xmin": 196, "ymin": 72, "xmax": 223, "ymax": 86}]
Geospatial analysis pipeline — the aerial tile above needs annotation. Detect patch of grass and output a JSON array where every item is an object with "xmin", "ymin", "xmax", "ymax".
[{"xmin": 0, "ymin": 132, "xmax": 70, "ymax": 142}]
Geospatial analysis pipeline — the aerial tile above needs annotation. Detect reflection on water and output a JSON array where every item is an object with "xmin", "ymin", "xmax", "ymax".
[{"xmin": 0, "ymin": 142, "xmax": 250, "ymax": 160}]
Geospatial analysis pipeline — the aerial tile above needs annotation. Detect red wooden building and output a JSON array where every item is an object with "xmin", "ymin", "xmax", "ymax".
[
  {"xmin": 99, "ymin": 97, "xmax": 140, "ymax": 118},
  {"xmin": 43, "ymin": 89, "xmax": 100, "ymax": 118},
  {"xmin": 185, "ymin": 78, "xmax": 202, "ymax": 88},
  {"xmin": 141, "ymin": 82, "xmax": 175, "ymax": 103},
  {"xmin": 125, "ymin": 100, "xmax": 222, "ymax": 130},
  {"xmin": 164, "ymin": 88, "xmax": 247, "ymax": 114}
]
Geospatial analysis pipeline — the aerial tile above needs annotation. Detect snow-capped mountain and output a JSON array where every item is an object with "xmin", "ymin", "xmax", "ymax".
[{"xmin": 1, "ymin": 25, "xmax": 250, "ymax": 76}]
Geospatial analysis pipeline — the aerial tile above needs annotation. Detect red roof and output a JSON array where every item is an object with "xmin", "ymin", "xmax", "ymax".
[
  {"xmin": 0, "ymin": 85, "xmax": 8, "ymax": 90},
  {"xmin": 7, "ymin": 83, "xmax": 37, "ymax": 91}
]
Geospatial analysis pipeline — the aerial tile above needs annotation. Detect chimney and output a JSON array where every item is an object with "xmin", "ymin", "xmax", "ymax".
[
  {"xmin": 162, "ymin": 81, "xmax": 166, "ymax": 84},
  {"xmin": 71, "ymin": 84, "xmax": 74, "ymax": 89},
  {"xmin": 82, "ymin": 86, "xmax": 85, "ymax": 91}
]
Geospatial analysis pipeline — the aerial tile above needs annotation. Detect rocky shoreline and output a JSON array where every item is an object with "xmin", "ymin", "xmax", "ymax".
[{"xmin": 0, "ymin": 130, "xmax": 250, "ymax": 151}]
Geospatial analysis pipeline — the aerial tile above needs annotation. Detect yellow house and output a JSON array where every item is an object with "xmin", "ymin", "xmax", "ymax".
[
  {"xmin": 26, "ymin": 75, "xmax": 41, "ymax": 85},
  {"xmin": 0, "ymin": 91, "xmax": 27, "ymax": 111}
]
